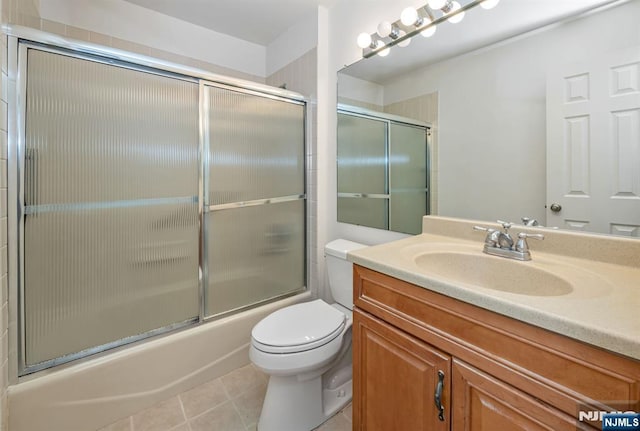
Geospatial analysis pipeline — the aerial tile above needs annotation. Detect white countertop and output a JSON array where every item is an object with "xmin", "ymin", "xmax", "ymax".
[{"xmin": 347, "ymin": 217, "xmax": 640, "ymax": 361}]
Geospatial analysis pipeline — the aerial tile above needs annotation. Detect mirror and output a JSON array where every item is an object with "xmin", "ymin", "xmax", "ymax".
[
  {"xmin": 337, "ymin": 106, "xmax": 430, "ymax": 235},
  {"xmin": 337, "ymin": 0, "xmax": 640, "ymax": 237}
]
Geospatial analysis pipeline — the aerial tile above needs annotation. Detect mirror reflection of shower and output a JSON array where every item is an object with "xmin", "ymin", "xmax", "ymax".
[{"xmin": 337, "ymin": 105, "xmax": 430, "ymax": 235}]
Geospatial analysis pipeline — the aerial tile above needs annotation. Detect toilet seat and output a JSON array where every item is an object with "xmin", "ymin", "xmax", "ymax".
[{"xmin": 251, "ymin": 300, "xmax": 346, "ymax": 354}]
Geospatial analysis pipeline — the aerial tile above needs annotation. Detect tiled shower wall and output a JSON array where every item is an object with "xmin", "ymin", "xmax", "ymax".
[
  {"xmin": 0, "ymin": 1, "xmax": 9, "ymax": 430},
  {"xmin": 0, "ymin": 29, "xmax": 6, "ymax": 431},
  {"xmin": 266, "ymin": 48, "xmax": 322, "ymax": 301}
]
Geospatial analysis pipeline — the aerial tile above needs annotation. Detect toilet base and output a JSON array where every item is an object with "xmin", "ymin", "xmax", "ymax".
[
  {"xmin": 322, "ymin": 378, "xmax": 352, "ymax": 419},
  {"xmin": 256, "ymin": 374, "xmax": 352, "ymax": 431}
]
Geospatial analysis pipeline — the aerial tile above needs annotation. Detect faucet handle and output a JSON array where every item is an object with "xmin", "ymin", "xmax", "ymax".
[
  {"xmin": 495, "ymin": 220, "xmax": 515, "ymax": 249},
  {"xmin": 519, "ymin": 232, "xmax": 544, "ymax": 241},
  {"xmin": 515, "ymin": 232, "xmax": 545, "ymax": 253},
  {"xmin": 473, "ymin": 225, "xmax": 499, "ymax": 247},
  {"xmin": 496, "ymin": 220, "xmax": 513, "ymax": 231}
]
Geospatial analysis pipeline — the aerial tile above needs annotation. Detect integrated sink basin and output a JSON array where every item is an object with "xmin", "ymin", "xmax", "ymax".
[
  {"xmin": 347, "ymin": 216, "xmax": 640, "ymax": 360},
  {"xmin": 413, "ymin": 252, "xmax": 574, "ymax": 296}
]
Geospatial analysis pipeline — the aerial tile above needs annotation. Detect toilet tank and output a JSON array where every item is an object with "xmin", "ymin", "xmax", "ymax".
[{"xmin": 325, "ymin": 239, "xmax": 367, "ymax": 310}]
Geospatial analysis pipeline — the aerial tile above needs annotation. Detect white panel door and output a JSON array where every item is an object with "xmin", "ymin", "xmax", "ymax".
[{"xmin": 546, "ymin": 46, "xmax": 640, "ymax": 236}]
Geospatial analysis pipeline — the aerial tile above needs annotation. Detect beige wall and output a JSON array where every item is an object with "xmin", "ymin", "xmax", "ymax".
[
  {"xmin": 337, "ymin": 96, "xmax": 382, "ymax": 112},
  {"xmin": 3, "ymin": 0, "xmax": 39, "ymax": 27}
]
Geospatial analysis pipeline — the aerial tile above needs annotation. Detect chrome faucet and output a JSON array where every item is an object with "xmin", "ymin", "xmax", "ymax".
[
  {"xmin": 496, "ymin": 220, "xmax": 515, "ymax": 249},
  {"xmin": 521, "ymin": 217, "xmax": 539, "ymax": 226},
  {"xmin": 473, "ymin": 220, "xmax": 544, "ymax": 261}
]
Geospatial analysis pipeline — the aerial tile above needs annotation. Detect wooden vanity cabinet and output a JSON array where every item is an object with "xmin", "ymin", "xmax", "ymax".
[
  {"xmin": 353, "ymin": 309, "xmax": 450, "ymax": 431},
  {"xmin": 352, "ymin": 265, "xmax": 640, "ymax": 431},
  {"xmin": 450, "ymin": 360, "xmax": 583, "ymax": 431}
]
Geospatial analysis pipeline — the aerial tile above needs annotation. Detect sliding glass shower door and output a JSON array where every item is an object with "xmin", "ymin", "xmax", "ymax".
[
  {"xmin": 337, "ymin": 108, "xmax": 429, "ymax": 235},
  {"xmin": 17, "ymin": 44, "xmax": 307, "ymax": 373},
  {"xmin": 203, "ymin": 85, "xmax": 306, "ymax": 317},
  {"xmin": 389, "ymin": 123, "xmax": 429, "ymax": 235},
  {"xmin": 337, "ymin": 112, "xmax": 388, "ymax": 229},
  {"xmin": 22, "ymin": 49, "xmax": 201, "ymax": 367}
]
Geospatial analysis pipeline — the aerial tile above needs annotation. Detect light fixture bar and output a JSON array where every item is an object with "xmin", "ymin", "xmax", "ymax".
[
  {"xmin": 423, "ymin": 6, "xmax": 437, "ymax": 21},
  {"xmin": 362, "ymin": 0, "xmax": 487, "ymax": 58}
]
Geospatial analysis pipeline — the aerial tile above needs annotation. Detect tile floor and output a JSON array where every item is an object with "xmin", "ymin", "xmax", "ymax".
[{"xmin": 98, "ymin": 363, "xmax": 352, "ymax": 431}]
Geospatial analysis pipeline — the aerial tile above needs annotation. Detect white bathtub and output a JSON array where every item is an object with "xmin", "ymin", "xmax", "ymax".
[{"xmin": 8, "ymin": 292, "xmax": 311, "ymax": 431}]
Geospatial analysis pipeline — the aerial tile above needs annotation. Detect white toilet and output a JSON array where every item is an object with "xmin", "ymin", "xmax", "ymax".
[{"xmin": 250, "ymin": 239, "xmax": 366, "ymax": 431}]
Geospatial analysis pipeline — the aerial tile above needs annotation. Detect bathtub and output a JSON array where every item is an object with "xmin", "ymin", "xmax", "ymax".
[{"xmin": 7, "ymin": 292, "xmax": 311, "ymax": 431}]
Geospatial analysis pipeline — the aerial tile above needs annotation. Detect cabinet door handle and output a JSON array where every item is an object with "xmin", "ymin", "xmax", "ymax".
[{"xmin": 434, "ymin": 370, "xmax": 445, "ymax": 421}]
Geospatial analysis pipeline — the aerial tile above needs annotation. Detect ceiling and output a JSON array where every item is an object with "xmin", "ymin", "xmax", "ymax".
[{"xmin": 123, "ymin": 0, "xmax": 336, "ymax": 45}]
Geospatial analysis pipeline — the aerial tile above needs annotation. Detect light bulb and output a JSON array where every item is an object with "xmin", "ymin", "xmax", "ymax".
[
  {"xmin": 400, "ymin": 7, "xmax": 419, "ymax": 26},
  {"xmin": 357, "ymin": 32, "xmax": 372, "ymax": 49},
  {"xmin": 377, "ymin": 21, "xmax": 392, "ymax": 38},
  {"xmin": 397, "ymin": 30, "xmax": 411, "ymax": 47},
  {"xmin": 375, "ymin": 40, "xmax": 390, "ymax": 57},
  {"xmin": 447, "ymin": 1, "xmax": 465, "ymax": 23},
  {"xmin": 480, "ymin": 0, "xmax": 500, "ymax": 9},
  {"xmin": 421, "ymin": 21, "xmax": 436, "ymax": 38},
  {"xmin": 427, "ymin": 0, "xmax": 447, "ymax": 10}
]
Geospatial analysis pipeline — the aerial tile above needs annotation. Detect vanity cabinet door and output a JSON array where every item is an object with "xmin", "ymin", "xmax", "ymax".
[
  {"xmin": 353, "ymin": 309, "xmax": 451, "ymax": 431},
  {"xmin": 451, "ymin": 360, "xmax": 592, "ymax": 431}
]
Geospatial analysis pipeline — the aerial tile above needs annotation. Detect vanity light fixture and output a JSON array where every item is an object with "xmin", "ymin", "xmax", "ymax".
[
  {"xmin": 400, "ymin": 7, "xmax": 421, "ymax": 27},
  {"xmin": 356, "ymin": 32, "xmax": 373, "ymax": 49},
  {"xmin": 427, "ymin": 0, "xmax": 448, "ymax": 9},
  {"xmin": 376, "ymin": 41, "xmax": 391, "ymax": 57},
  {"xmin": 397, "ymin": 31, "xmax": 411, "ymax": 47},
  {"xmin": 356, "ymin": 32, "xmax": 391, "ymax": 57},
  {"xmin": 445, "ymin": 1, "xmax": 465, "ymax": 23},
  {"xmin": 357, "ymin": 0, "xmax": 496, "ymax": 58},
  {"xmin": 377, "ymin": 21, "xmax": 394, "ymax": 38},
  {"xmin": 358, "ymin": 21, "xmax": 404, "ymax": 56},
  {"xmin": 421, "ymin": 17, "xmax": 437, "ymax": 38},
  {"xmin": 480, "ymin": 0, "xmax": 500, "ymax": 9},
  {"xmin": 399, "ymin": 5, "xmax": 438, "ymax": 40}
]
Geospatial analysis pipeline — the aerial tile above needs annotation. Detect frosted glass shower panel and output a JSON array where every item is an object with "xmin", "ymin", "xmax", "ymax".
[
  {"xmin": 337, "ymin": 113, "xmax": 387, "ymax": 195},
  {"xmin": 337, "ymin": 197, "xmax": 388, "ymax": 230},
  {"xmin": 22, "ymin": 49, "xmax": 200, "ymax": 366},
  {"xmin": 389, "ymin": 123, "xmax": 428, "ymax": 235},
  {"xmin": 24, "ymin": 50, "xmax": 199, "ymax": 204},
  {"xmin": 206, "ymin": 85, "xmax": 305, "ymax": 205},
  {"xmin": 206, "ymin": 200, "xmax": 305, "ymax": 316},
  {"xmin": 24, "ymin": 204, "xmax": 200, "ymax": 365},
  {"xmin": 204, "ymin": 85, "xmax": 306, "ymax": 317},
  {"xmin": 337, "ymin": 112, "xmax": 388, "ymax": 229}
]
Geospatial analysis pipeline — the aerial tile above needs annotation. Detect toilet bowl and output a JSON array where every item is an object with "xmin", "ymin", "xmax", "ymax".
[{"xmin": 249, "ymin": 239, "xmax": 366, "ymax": 431}]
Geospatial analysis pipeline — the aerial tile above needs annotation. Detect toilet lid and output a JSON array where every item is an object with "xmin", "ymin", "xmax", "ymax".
[{"xmin": 252, "ymin": 300, "xmax": 346, "ymax": 352}]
